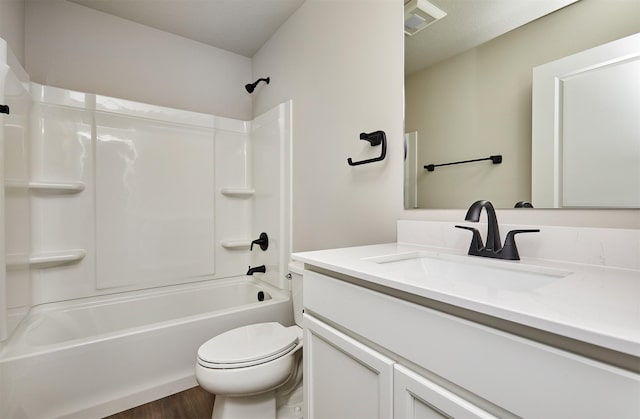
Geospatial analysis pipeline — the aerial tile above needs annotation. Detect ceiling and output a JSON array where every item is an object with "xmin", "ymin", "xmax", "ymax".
[
  {"xmin": 404, "ymin": 0, "xmax": 579, "ymax": 75},
  {"xmin": 68, "ymin": 0, "xmax": 577, "ymax": 72}
]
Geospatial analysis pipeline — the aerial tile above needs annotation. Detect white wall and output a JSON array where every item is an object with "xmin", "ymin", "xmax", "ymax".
[
  {"xmin": 252, "ymin": 0, "xmax": 405, "ymax": 252},
  {"xmin": 0, "ymin": 0, "xmax": 25, "ymax": 66},
  {"xmin": 25, "ymin": 0, "xmax": 252, "ymax": 120}
]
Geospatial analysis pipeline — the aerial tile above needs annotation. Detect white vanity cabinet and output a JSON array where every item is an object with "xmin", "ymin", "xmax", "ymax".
[
  {"xmin": 304, "ymin": 313, "xmax": 495, "ymax": 419},
  {"xmin": 302, "ymin": 268, "xmax": 640, "ymax": 419}
]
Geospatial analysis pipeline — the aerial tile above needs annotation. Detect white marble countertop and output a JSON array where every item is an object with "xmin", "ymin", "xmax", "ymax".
[{"xmin": 293, "ymin": 242, "xmax": 640, "ymax": 358}]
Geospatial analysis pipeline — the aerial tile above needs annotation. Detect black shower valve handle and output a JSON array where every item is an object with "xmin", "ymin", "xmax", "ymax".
[{"xmin": 250, "ymin": 232, "xmax": 269, "ymax": 251}]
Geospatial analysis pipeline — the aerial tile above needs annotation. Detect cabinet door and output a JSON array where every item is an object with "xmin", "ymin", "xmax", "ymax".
[
  {"xmin": 304, "ymin": 314, "xmax": 394, "ymax": 419},
  {"xmin": 394, "ymin": 364, "xmax": 497, "ymax": 419}
]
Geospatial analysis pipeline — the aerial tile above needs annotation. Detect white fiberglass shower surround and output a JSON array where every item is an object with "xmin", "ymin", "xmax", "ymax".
[{"xmin": 0, "ymin": 38, "xmax": 293, "ymax": 418}]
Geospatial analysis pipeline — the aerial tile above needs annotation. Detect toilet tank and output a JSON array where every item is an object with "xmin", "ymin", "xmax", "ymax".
[{"xmin": 288, "ymin": 261, "xmax": 304, "ymax": 327}]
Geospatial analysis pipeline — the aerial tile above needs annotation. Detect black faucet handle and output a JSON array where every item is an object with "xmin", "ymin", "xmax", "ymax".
[
  {"xmin": 501, "ymin": 229, "xmax": 540, "ymax": 260},
  {"xmin": 455, "ymin": 225, "xmax": 484, "ymax": 253},
  {"xmin": 504, "ymin": 229, "xmax": 540, "ymax": 244}
]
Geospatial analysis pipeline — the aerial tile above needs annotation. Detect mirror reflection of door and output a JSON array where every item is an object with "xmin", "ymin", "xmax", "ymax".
[
  {"xmin": 532, "ymin": 33, "xmax": 640, "ymax": 209},
  {"xmin": 404, "ymin": 132, "xmax": 418, "ymax": 209}
]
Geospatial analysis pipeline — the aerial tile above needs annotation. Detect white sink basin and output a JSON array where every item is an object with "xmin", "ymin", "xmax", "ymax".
[{"xmin": 366, "ymin": 252, "xmax": 571, "ymax": 292}]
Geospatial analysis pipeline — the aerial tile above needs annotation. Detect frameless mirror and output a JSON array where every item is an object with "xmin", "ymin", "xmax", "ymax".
[{"xmin": 404, "ymin": 0, "xmax": 640, "ymax": 209}]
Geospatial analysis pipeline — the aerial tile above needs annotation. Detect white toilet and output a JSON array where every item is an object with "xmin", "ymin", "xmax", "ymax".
[{"xmin": 196, "ymin": 262, "xmax": 304, "ymax": 419}]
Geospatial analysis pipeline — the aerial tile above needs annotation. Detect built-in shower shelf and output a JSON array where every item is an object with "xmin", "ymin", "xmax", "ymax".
[
  {"xmin": 29, "ymin": 181, "xmax": 85, "ymax": 193},
  {"xmin": 6, "ymin": 180, "xmax": 86, "ymax": 193},
  {"xmin": 220, "ymin": 188, "xmax": 255, "ymax": 198},
  {"xmin": 220, "ymin": 240, "xmax": 251, "ymax": 250},
  {"xmin": 28, "ymin": 249, "xmax": 87, "ymax": 268}
]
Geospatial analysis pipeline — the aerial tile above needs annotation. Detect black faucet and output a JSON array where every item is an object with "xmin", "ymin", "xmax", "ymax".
[
  {"xmin": 250, "ymin": 232, "xmax": 269, "ymax": 251},
  {"xmin": 455, "ymin": 200, "xmax": 539, "ymax": 260},
  {"xmin": 246, "ymin": 265, "xmax": 266, "ymax": 275}
]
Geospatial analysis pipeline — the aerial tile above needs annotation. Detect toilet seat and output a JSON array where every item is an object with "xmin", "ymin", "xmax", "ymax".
[{"xmin": 197, "ymin": 322, "xmax": 299, "ymax": 369}]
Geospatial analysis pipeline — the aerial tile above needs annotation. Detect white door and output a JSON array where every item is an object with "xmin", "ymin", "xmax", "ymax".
[
  {"xmin": 304, "ymin": 313, "xmax": 394, "ymax": 419},
  {"xmin": 404, "ymin": 131, "xmax": 418, "ymax": 209},
  {"xmin": 532, "ymin": 32, "xmax": 640, "ymax": 208}
]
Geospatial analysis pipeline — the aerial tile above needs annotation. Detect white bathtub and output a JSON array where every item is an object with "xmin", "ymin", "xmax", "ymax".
[{"xmin": 0, "ymin": 277, "xmax": 293, "ymax": 418}]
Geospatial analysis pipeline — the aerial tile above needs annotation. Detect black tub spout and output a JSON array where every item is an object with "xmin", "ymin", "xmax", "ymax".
[{"xmin": 246, "ymin": 265, "xmax": 266, "ymax": 275}]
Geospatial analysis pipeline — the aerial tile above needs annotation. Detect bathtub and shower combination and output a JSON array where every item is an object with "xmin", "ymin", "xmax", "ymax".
[{"xmin": 0, "ymin": 39, "xmax": 293, "ymax": 418}]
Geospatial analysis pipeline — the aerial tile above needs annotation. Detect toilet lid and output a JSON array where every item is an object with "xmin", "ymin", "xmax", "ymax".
[{"xmin": 198, "ymin": 322, "xmax": 299, "ymax": 368}]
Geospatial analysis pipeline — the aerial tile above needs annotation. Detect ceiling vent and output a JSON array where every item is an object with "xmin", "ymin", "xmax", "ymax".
[{"xmin": 404, "ymin": 0, "xmax": 446, "ymax": 36}]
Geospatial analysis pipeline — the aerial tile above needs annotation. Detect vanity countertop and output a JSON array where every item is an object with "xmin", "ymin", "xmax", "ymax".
[{"xmin": 293, "ymin": 242, "xmax": 640, "ymax": 358}]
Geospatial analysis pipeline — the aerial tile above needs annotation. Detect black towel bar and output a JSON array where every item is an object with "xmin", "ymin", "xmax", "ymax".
[{"xmin": 425, "ymin": 155, "xmax": 502, "ymax": 172}]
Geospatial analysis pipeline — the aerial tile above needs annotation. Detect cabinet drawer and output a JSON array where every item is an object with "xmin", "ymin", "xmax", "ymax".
[{"xmin": 304, "ymin": 269, "xmax": 640, "ymax": 418}]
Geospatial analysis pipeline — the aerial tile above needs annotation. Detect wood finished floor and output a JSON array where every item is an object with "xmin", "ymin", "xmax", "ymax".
[{"xmin": 104, "ymin": 386, "xmax": 214, "ymax": 419}]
